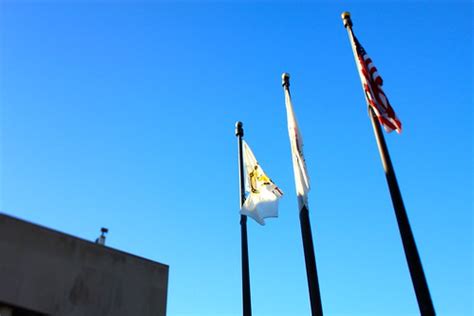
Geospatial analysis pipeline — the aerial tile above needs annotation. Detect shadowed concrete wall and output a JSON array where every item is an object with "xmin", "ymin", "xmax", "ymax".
[{"xmin": 0, "ymin": 214, "xmax": 168, "ymax": 316}]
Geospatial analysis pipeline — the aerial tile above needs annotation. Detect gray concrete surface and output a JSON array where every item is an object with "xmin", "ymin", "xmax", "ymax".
[{"xmin": 0, "ymin": 213, "xmax": 168, "ymax": 316}]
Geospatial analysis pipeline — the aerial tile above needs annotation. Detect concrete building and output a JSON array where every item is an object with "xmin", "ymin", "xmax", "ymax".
[{"xmin": 0, "ymin": 213, "xmax": 168, "ymax": 316}]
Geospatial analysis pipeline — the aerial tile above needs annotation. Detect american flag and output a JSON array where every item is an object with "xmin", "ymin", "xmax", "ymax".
[{"xmin": 352, "ymin": 33, "xmax": 402, "ymax": 133}]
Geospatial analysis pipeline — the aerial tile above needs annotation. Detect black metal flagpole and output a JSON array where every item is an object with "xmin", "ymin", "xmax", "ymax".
[
  {"xmin": 282, "ymin": 75, "xmax": 323, "ymax": 316},
  {"xmin": 342, "ymin": 12, "xmax": 436, "ymax": 316},
  {"xmin": 299, "ymin": 204, "xmax": 324, "ymax": 316},
  {"xmin": 368, "ymin": 107, "xmax": 436, "ymax": 316},
  {"xmin": 235, "ymin": 121, "xmax": 252, "ymax": 316}
]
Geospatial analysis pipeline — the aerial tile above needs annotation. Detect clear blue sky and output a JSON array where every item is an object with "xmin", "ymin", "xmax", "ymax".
[{"xmin": 1, "ymin": 1, "xmax": 472, "ymax": 315}]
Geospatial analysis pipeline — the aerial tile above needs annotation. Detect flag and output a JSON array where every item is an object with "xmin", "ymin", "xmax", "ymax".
[
  {"xmin": 283, "ymin": 85, "xmax": 310, "ymax": 208},
  {"xmin": 241, "ymin": 140, "xmax": 283, "ymax": 225},
  {"xmin": 349, "ymin": 31, "xmax": 402, "ymax": 133}
]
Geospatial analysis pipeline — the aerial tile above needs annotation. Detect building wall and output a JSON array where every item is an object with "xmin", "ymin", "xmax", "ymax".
[{"xmin": 0, "ymin": 214, "xmax": 168, "ymax": 316}]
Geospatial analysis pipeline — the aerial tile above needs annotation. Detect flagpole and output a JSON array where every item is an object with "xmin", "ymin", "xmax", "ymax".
[
  {"xmin": 282, "ymin": 75, "xmax": 324, "ymax": 316},
  {"xmin": 235, "ymin": 121, "xmax": 252, "ymax": 316},
  {"xmin": 341, "ymin": 12, "xmax": 436, "ymax": 316}
]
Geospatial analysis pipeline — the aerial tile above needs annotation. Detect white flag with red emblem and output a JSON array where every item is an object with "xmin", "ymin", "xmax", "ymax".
[{"xmin": 284, "ymin": 84, "xmax": 310, "ymax": 209}]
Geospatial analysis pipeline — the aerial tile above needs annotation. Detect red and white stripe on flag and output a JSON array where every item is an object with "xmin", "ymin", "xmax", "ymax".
[{"xmin": 352, "ymin": 33, "xmax": 402, "ymax": 133}]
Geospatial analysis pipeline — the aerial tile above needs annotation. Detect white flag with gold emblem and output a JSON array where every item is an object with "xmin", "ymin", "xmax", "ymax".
[{"xmin": 241, "ymin": 141, "xmax": 283, "ymax": 225}]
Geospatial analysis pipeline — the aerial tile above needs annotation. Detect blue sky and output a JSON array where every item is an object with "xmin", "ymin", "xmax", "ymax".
[{"xmin": 0, "ymin": 1, "xmax": 472, "ymax": 315}]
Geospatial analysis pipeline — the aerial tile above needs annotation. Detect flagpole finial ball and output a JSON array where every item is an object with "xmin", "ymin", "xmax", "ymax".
[
  {"xmin": 235, "ymin": 121, "xmax": 244, "ymax": 137},
  {"xmin": 282, "ymin": 73, "xmax": 290, "ymax": 87},
  {"xmin": 341, "ymin": 11, "xmax": 352, "ymax": 28}
]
